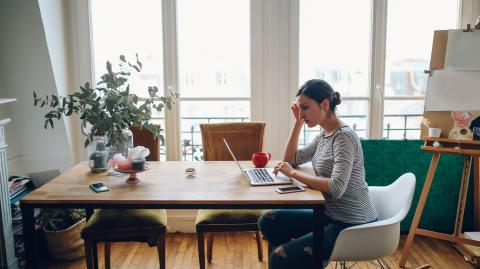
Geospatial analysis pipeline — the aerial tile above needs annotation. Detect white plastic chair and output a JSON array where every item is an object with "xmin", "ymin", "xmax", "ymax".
[{"xmin": 327, "ymin": 173, "xmax": 416, "ymax": 269}]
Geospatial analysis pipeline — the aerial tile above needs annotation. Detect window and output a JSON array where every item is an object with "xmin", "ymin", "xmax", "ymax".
[
  {"xmin": 383, "ymin": 0, "xmax": 459, "ymax": 139},
  {"xmin": 177, "ymin": 0, "xmax": 250, "ymax": 161},
  {"xmin": 299, "ymin": 0, "xmax": 371, "ymax": 145},
  {"xmin": 89, "ymin": 0, "xmax": 461, "ymax": 159},
  {"xmin": 91, "ymin": 0, "xmax": 167, "ymax": 158},
  {"xmin": 91, "ymin": 0, "xmax": 250, "ymax": 161},
  {"xmin": 298, "ymin": 0, "xmax": 459, "ymax": 144}
]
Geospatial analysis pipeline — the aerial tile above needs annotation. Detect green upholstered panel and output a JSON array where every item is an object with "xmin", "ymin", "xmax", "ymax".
[
  {"xmin": 196, "ymin": 209, "xmax": 263, "ymax": 225},
  {"xmin": 83, "ymin": 209, "xmax": 167, "ymax": 231},
  {"xmin": 361, "ymin": 140, "xmax": 472, "ymax": 233}
]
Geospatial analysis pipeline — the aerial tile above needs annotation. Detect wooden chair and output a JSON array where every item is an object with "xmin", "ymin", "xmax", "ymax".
[
  {"xmin": 196, "ymin": 122, "xmax": 266, "ymax": 269},
  {"xmin": 81, "ymin": 126, "xmax": 166, "ymax": 269},
  {"xmin": 129, "ymin": 125, "xmax": 161, "ymax": 161}
]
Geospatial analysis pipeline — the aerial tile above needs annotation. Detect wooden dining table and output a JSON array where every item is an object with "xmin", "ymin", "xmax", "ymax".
[{"xmin": 21, "ymin": 161, "xmax": 325, "ymax": 269}]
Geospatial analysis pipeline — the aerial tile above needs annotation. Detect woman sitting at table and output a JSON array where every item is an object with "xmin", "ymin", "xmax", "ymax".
[{"xmin": 258, "ymin": 79, "xmax": 377, "ymax": 268}]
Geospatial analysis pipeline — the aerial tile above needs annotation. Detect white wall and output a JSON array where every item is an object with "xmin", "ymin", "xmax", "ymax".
[
  {"xmin": 0, "ymin": 0, "xmax": 72, "ymax": 176},
  {"xmin": 38, "ymin": 0, "xmax": 86, "ymax": 166}
]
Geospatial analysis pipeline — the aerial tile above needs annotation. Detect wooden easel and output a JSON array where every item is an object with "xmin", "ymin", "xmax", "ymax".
[{"xmin": 399, "ymin": 138, "xmax": 480, "ymax": 267}]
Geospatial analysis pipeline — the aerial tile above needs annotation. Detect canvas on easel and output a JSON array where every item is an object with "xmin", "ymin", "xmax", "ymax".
[{"xmin": 420, "ymin": 30, "xmax": 480, "ymax": 139}]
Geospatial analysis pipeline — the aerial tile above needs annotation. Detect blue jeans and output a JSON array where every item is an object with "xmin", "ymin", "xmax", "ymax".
[{"xmin": 258, "ymin": 209, "xmax": 354, "ymax": 269}]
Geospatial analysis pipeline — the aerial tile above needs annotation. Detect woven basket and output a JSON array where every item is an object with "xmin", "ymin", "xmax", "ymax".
[{"xmin": 43, "ymin": 218, "xmax": 86, "ymax": 261}]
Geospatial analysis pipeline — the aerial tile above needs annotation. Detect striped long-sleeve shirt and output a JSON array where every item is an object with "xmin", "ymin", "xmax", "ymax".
[{"xmin": 291, "ymin": 126, "xmax": 377, "ymax": 224}]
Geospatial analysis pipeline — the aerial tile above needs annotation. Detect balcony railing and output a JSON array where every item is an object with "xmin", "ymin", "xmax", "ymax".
[{"xmin": 155, "ymin": 113, "xmax": 423, "ymax": 160}]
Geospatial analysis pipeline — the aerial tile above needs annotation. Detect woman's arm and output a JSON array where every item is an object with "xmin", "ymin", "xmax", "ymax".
[
  {"xmin": 291, "ymin": 169, "xmax": 330, "ymax": 192},
  {"xmin": 283, "ymin": 103, "xmax": 304, "ymax": 162},
  {"xmin": 283, "ymin": 120, "xmax": 304, "ymax": 163},
  {"xmin": 274, "ymin": 162, "xmax": 330, "ymax": 193}
]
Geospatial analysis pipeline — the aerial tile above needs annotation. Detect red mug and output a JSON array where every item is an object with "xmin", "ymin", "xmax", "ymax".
[{"xmin": 252, "ymin": 152, "xmax": 271, "ymax": 168}]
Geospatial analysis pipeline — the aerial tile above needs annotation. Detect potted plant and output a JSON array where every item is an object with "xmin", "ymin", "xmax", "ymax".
[
  {"xmin": 32, "ymin": 54, "xmax": 177, "ymax": 260},
  {"xmin": 37, "ymin": 209, "xmax": 86, "ymax": 261},
  {"xmin": 33, "ymin": 54, "xmax": 176, "ymax": 149}
]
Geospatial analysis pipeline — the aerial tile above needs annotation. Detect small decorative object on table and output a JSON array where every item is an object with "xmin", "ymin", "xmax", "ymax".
[
  {"xmin": 111, "ymin": 146, "xmax": 151, "ymax": 184},
  {"xmin": 115, "ymin": 163, "xmax": 151, "ymax": 184},
  {"xmin": 185, "ymin": 167, "xmax": 196, "ymax": 177},
  {"xmin": 131, "ymin": 157, "xmax": 146, "ymax": 171},
  {"xmin": 88, "ymin": 136, "xmax": 108, "ymax": 172}
]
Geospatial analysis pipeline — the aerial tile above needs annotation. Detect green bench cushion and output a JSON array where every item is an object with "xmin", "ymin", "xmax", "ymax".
[
  {"xmin": 196, "ymin": 209, "xmax": 263, "ymax": 225},
  {"xmin": 83, "ymin": 209, "xmax": 167, "ymax": 231},
  {"xmin": 361, "ymin": 139, "xmax": 470, "ymax": 233}
]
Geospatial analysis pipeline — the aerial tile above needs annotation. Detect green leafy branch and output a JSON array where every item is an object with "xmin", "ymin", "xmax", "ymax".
[{"xmin": 33, "ymin": 54, "xmax": 178, "ymax": 147}]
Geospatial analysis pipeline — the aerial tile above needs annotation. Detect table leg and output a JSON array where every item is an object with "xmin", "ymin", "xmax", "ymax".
[
  {"xmin": 399, "ymin": 152, "xmax": 441, "ymax": 267},
  {"xmin": 474, "ymin": 156, "xmax": 479, "ymax": 230},
  {"xmin": 21, "ymin": 203, "xmax": 35, "ymax": 269},
  {"xmin": 312, "ymin": 205, "xmax": 325, "ymax": 269},
  {"xmin": 84, "ymin": 208, "xmax": 98, "ymax": 268},
  {"xmin": 86, "ymin": 208, "xmax": 94, "ymax": 220}
]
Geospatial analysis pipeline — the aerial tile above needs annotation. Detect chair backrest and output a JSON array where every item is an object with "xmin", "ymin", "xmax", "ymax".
[
  {"xmin": 328, "ymin": 173, "xmax": 416, "ymax": 262},
  {"xmin": 200, "ymin": 122, "xmax": 265, "ymax": 161},
  {"xmin": 369, "ymin": 172, "xmax": 416, "ymax": 223},
  {"xmin": 129, "ymin": 125, "xmax": 160, "ymax": 161}
]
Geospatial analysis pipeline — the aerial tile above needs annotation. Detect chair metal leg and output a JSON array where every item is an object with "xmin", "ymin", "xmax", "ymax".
[
  {"xmin": 376, "ymin": 259, "xmax": 388, "ymax": 269},
  {"xmin": 158, "ymin": 234, "xmax": 166, "ymax": 269},
  {"xmin": 84, "ymin": 239, "xmax": 94, "ymax": 269},
  {"xmin": 197, "ymin": 231, "xmax": 206, "ymax": 269},
  {"xmin": 207, "ymin": 233, "xmax": 214, "ymax": 263},
  {"xmin": 104, "ymin": 242, "xmax": 111, "ymax": 269},
  {"xmin": 255, "ymin": 231, "xmax": 263, "ymax": 261}
]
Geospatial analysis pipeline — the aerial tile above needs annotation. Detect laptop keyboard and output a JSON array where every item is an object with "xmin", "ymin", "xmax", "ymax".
[{"xmin": 246, "ymin": 169, "xmax": 275, "ymax": 183}]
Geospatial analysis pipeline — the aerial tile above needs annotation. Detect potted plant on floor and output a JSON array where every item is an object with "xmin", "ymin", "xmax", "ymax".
[
  {"xmin": 37, "ymin": 209, "xmax": 86, "ymax": 261},
  {"xmin": 32, "ymin": 54, "xmax": 177, "ymax": 260}
]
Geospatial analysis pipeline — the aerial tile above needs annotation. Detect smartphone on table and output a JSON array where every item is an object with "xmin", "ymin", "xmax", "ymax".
[
  {"xmin": 275, "ymin": 185, "xmax": 305, "ymax": 194},
  {"xmin": 89, "ymin": 182, "xmax": 109, "ymax": 193}
]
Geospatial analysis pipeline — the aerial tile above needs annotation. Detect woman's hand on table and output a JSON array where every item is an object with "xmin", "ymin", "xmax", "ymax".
[{"xmin": 273, "ymin": 161, "xmax": 295, "ymax": 178}]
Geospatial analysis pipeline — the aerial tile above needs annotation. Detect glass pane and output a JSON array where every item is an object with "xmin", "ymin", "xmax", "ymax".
[
  {"xmin": 91, "ymin": 0, "xmax": 164, "ymax": 98},
  {"xmin": 384, "ymin": 0, "xmax": 458, "ymax": 97},
  {"xmin": 299, "ymin": 0, "xmax": 371, "ymax": 96},
  {"xmin": 180, "ymin": 101, "xmax": 250, "ymax": 161},
  {"xmin": 383, "ymin": 100, "xmax": 424, "ymax": 140},
  {"xmin": 91, "ymin": 1, "xmax": 166, "ymax": 158},
  {"xmin": 298, "ymin": 100, "xmax": 368, "ymax": 147},
  {"xmin": 177, "ymin": 0, "xmax": 250, "ymax": 98}
]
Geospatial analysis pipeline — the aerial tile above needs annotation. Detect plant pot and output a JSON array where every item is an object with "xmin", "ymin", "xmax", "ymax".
[{"xmin": 43, "ymin": 218, "xmax": 86, "ymax": 261}]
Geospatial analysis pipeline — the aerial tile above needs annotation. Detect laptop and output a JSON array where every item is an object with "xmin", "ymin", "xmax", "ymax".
[{"xmin": 223, "ymin": 138, "xmax": 292, "ymax": 186}]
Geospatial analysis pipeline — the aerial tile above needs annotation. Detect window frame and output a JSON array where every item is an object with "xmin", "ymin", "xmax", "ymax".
[{"xmin": 81, "ymin": 0, "xmax": 464, "ymax": 160}]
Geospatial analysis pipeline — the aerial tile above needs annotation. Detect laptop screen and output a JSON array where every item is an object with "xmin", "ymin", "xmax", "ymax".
[{"xmin": 223, "ymin": 138, "xmax": 246, "ymax": 173}]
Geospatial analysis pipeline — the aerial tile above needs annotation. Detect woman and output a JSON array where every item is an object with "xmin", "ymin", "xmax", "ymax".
[{"xmin": 258, "ymin": 79, "xmax": 377, "ymax": 268}]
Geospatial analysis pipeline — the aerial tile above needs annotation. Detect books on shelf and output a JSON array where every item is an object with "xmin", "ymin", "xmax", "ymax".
[{"xmin": 8, "ymin": 176, "xmax": 34, "ymax": 204}]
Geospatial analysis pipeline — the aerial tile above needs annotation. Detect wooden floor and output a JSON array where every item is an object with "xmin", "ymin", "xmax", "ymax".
[{"xmin": 44, "ymin": 233, "xmax": 473, "ymax": 269}]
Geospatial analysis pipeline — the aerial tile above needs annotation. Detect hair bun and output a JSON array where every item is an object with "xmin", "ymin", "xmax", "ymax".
[{"xmin": 333, "ymin": 92, "xmax": 341, "ymax": 105}]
